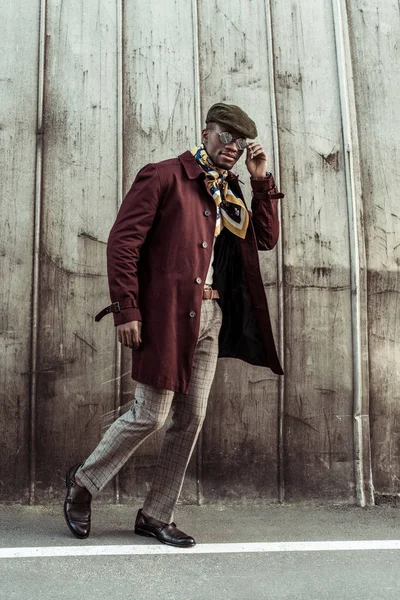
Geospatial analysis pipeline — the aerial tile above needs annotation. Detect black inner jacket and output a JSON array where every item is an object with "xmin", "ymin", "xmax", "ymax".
[{"xmin": 213, "ymin": 227, "xmax": 267, "ymax": 366}]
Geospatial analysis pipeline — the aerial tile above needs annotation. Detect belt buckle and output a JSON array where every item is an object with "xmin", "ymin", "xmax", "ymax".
[
  {"xmin": 203, "ymin": 288, "xmax": 212, "ymax": 300},
  {"xmin": 112, "ymin": 301, "xmax": 121, "ymax": 314}
]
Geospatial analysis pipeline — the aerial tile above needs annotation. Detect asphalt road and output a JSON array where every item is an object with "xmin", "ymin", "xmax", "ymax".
[{"xmin": 1, "ymin": 503, "xmax": 399, "ymax": 599}]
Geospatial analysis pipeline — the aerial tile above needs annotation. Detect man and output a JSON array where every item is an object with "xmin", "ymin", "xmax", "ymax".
[{"xmin": 64, "ymin": 103, "xmax": 284, "ymax": 548}]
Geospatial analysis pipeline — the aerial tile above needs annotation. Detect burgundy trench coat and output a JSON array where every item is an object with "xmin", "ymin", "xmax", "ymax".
[{"xmin": 102, "ymin": 151, "xmax": 284, "ymax": 393}]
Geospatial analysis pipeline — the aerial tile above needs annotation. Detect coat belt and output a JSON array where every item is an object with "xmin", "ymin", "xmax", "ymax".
[
  {"xmin": 95, "ymin": 290, "xmax": 219, "ymax": 322},
  {"xmin": 95, "ymin": 301, "xmax": 134, "ymax": 322}
]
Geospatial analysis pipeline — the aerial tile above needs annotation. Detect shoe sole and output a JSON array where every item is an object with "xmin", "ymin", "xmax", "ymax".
[{"xmin": 63, "ymin": 470, "xmax": 90, "ymax": 540}]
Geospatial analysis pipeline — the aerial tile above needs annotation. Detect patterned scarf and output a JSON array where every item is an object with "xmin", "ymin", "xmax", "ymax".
[{"xmin": 191, "ymin": 145, "xmax": 249, "ymax": 239}]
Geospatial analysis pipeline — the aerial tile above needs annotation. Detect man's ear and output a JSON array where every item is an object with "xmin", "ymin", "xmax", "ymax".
[{"xmin": 202, "ymin": 128, "xmax": 209, "ymax": 144}]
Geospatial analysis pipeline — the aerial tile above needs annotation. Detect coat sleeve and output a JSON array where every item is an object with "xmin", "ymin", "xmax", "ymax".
[
  {"xmin": 250, "ymin": 174, "xmax": 284, "ymax": 251},
  {"xmin": 107, "ymin": 163, "xmax": 161, "ymax": 325}
]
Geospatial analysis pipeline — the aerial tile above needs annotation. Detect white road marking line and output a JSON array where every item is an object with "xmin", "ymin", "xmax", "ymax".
[{"xmin": 1, "ymin": 540, "xmax": 400, "ymax": 559}]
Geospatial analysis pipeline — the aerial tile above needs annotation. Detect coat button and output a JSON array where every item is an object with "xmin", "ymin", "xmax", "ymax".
[
  {"xmin": 195, "ymin": 277, "xmax": 202, "ymax": 284},
  {"xmin": 201, "ymin": 241, "xmax": 208, "ymax": 248},
  {"xmin": 204, "ymin": 210, "xmax": 211, "ymax": 217},
  {"xmin": 189, "ymin": 311, "xmax": 196, "ymax": 318}
]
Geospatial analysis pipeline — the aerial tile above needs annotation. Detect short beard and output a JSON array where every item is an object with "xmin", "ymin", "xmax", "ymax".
[{"xmin": 203, "ymin": 144, "xmax": 233, "ymax": 171}]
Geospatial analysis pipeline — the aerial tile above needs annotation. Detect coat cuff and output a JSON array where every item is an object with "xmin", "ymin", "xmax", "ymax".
[
  {"xmin": 251, "ymin": 175, "xmax": 285, "ymax": 200},
  {"xmin": 113, "ymin": 306, "xmax": 142, "ymax": 326},
  {"xmin": 95, "ymin": 301, "xmax": 142, "ymax": 324}
]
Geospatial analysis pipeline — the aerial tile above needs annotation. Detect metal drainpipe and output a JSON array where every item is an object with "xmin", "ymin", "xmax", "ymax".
[
  {"xmin": 30, "ymin": 0, "xmax": 47, "ymax": 505},
  {"xmin": 113, "ymin": 0, "xmax": 124, "ymax": 505},
  {"xmin": 265, "ymin": 0, "xmax": 285, "ymax": 503},
  {"xmin": 332, "ymin": 0, "xmax": 374, "ymax": 506},
  {"xmin": 192, "ymin": 0, "xmax": 205, "ymax": 507}
]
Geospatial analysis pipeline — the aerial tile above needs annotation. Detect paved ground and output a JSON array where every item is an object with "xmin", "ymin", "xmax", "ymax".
[{"xmin": 1, "ymin": 502, "xmax": 400, "ymax": 599}]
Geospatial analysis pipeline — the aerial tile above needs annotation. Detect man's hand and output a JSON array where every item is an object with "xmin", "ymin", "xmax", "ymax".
[
  {"xmin": 245, "ymin": 142, "xmax": 269, "ymax": 178},
  {"xmin": 117, "ymin": 321, "xmax": 142, "ymax": 349}
]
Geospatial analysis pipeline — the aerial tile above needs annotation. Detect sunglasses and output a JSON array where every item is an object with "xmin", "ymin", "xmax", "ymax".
[{"xmin": 217, "ymin": 131, "xmax": 248, "ymax": 151}]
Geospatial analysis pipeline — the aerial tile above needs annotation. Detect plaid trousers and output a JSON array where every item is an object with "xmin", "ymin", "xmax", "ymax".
[{"xmin": 76, "ymin": 300, "xmax": 222, "ymax": 523}]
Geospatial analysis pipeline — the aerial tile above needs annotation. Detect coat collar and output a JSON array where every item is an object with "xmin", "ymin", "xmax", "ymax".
[{"xmin": 178, "ymin": 151, "xmax": 239, "ymax": 182}]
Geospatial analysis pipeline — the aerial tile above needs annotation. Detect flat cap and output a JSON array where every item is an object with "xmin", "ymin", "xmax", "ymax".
[{"xmin": 205, "ymin": 102, "xmax": 257, "ymax": 139}]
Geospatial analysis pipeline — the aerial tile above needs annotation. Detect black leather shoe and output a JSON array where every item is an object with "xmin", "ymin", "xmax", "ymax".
[
  {"xmin": 64, "ymin": 464, "xmax": 92, "ymax": 539},
  {"xmin": 134, "ymin": 509, "xmax": 196, "ymax": 548}
]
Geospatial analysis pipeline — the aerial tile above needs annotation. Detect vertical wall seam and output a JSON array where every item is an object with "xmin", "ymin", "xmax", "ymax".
[
  {"xmin": 332, "ymin": 0, "xmax": 374, "ymax": 506},
  {"xmin": 192, "ymin": 0, "xmax": 202, "ymax": 141},
  {"xmin": 113, "ymin": 0, "xmax": 124, "ymax": 505},
  {"xmin": 192, "ymin": 0, "xmax": 204, "ymax": 506},
  {"xmin": 264, "ymin": 0, "xmax": 285, "ymax": 503},
  {"xmin": 29, "ymin": 0, "xmax": 47, "ymax": 505},
  {"xmin": 117, "ymin": 0, "xmax": 124, "ymax": 212}
]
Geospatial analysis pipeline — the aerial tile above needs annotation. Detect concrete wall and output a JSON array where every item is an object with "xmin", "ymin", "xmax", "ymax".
[{"xmin": 1, "ymin": 0, "xmax": 399, "ymax": 505}]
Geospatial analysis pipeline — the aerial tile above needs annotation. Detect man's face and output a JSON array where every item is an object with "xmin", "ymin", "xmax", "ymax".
[{"xmin": 202, "ymin": 123, "xmax": 246, "ymax": 170}]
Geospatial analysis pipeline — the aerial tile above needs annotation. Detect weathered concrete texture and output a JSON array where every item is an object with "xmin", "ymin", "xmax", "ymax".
[
  {"xmin": 1, "ymin": 0, "xmax": 399, "ymax": 507},
  {"xmin": 348, "ymin": 0, "xmax": 400, "ymax": 496},
  {"xmin": 1, "ymin": 504, "xmax": 400, "ymax": 600},
  {"xmin": 0, "ymin": 0, "xmax": 39, "ymax": 504}
]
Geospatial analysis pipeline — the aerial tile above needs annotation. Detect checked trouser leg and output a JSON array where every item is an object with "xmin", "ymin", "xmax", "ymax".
[
  {"xmin": 76, "ymin": 301, "xmax": 222, "ymax": 522},
  {"xmin": 143, "ymin": 300, "xmax": 222, "ymax": 522}
]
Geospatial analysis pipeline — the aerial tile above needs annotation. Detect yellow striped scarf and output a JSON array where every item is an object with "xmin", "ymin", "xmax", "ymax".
[{"xmin": 192, "ymin": 145, "xmax": 249, "ymax": 239}]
